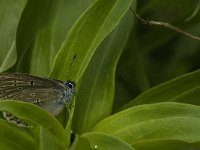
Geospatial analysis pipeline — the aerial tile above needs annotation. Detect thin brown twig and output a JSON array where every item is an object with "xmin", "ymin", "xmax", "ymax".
[{"xmin": 130, "ymin": 7, "xmax": 200, "ymax": 41}]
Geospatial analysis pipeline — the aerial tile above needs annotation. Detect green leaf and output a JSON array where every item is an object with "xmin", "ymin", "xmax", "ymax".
[
  {"xmin": 0, "ymin": 0, "xmax": 26, "ymax": 72},
  {"xmin": 30, "ymin": 0, "xmax": 95, "ymax": 76},
  {"xmin": 15, "ymin": 0, "xmax": 50, "ymax": 72},
  {"xmin": 50, "ymin": 0, "xmax": 133, "ymax": 146},
  {"xmin": 36, "ymin": 126, "xmax": 64, "ymax": 150},
  {"xmin": 71, "ymin": 133, "xmax": 132, "ymax": 150},
  {"xmin": 123, "ymin": 69, "xmax": 200, "ymax": 109},
  {"xmin": 0, "ymin": 100, "xmax": 65, "ymax": 143},
  {"xmin": 69, "ymin": 134, "xmax": 91, "ymax": 150},
  {"xmin": 93, "ymin": 102, "xmax": 200, "ymax": 149},
  {"xmin": 72, "ymin": 7, "xmax": 135, "ymax": 133},
  {"xmin": 0, "ymin": 118, "xmax": 35, "ymax": 150},
  {"xmin": 50, "ymin": 0, "xmax": 133, "ymax": 81},
  {"xmin": 74, "ymin": 132, "xmax": 135, "ymax": 150}
]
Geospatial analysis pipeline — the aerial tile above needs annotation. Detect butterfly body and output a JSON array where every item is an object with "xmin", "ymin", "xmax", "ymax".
[{"xmin": 0, "ymin": 73, "xmax": 76, "ymax": 116}]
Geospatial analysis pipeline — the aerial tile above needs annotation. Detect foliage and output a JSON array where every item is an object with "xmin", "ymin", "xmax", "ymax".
[{"xmin": 0, "ymin": 0, "xmax": 200, "ymax": 149}]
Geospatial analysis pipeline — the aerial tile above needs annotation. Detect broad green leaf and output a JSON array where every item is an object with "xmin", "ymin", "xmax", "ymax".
[
  {"xmin": 0, "ymin": 0, "xmax": 26, "ymax": 72},
  {"xmin": 133, "ymin": 139, "xmax": 200, "ymax": 150},
  {"xmin": 69, "ymin": 134, "xmax": 91, "ymax": 150},
  {"xmin": 0, "ymin": 118, "xmax": 35, "ymax": 150},
  {"xmin": 79, "ymin": 132, "xmax": 135, "ymax": 150},
  {"xmin": 15, "ymin": 0, "xmax": 50, "ymax": 72},
  {"xmin": 123, "ymin": 69, "xmax": 200, "ymax": 109},
  {"xmin": 0, "ymin": 100, "xmax": 64, "ymax": 143},
  {"xmin": 36, "ymin": 126, "xmax": 64, "ymax": 150},
  {"xmin": 93, "ymin": 102, "xmax": 200, "ymax": 149},
  {"xmin": 30, "ymin": 0, "xmax": 95, "ymax": 76},
  {"xmin": 72, "ymin": 7, "xmax": 135, "ymax": 134},
  {"xmin": 50, "ymin": 0, "xmax": 133, "ymax": 81},
  {"xmin": 50, "ymin": 0, "xmax": 133, "ymax": 146}
]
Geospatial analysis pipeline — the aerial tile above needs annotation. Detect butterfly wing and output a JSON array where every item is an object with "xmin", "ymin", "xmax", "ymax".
[
  {"xmin": 0, "ymin": 73, "xmax": 67, "ymax": 116},
  {"xmin": 0, "ymin": 73, "xmax": 66, "ymax": 89}
]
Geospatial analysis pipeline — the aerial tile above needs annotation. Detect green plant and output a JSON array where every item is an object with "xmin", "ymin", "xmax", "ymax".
[{"xmin": 1, "ymin": 0, "xmax": 200, "ymax": 149}]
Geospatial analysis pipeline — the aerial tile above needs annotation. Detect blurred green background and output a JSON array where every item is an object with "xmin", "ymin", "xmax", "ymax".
[{"xmin": 115, "ymin": 0, "xmax": 200, "ymax": 110}]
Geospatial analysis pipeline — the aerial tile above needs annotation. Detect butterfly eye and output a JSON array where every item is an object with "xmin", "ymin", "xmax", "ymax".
[
  {"xmin": 67, "ymin": 82, "xmax": 74, "ymax": 89},
  {"xmin": 66, "ymin": 81, "xmax": 76, "ymax": 89}
]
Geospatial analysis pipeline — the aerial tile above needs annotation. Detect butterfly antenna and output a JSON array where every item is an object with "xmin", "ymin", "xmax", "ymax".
[{"xmin": 66, "ymin": 54, "xmax": 76, "ymax": 79}]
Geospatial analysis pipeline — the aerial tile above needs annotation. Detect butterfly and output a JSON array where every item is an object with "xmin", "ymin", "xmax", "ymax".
[{"xmin": 0, "ymin": 73, "xmax": 76, "ymax": 124}]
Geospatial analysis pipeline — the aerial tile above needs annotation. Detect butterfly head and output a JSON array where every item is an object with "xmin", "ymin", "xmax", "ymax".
[{"xmin": 64, "ymin": 81, "xmax": 76, "ymax": 101}]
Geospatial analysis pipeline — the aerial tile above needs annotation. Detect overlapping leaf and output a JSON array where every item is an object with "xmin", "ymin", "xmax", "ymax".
[
  {"xmin": 123, "ymin": 69, "xmax": 200, "ymax": 109},
  {"xmin": 0, "ymin": 100, "xmax": 64, "ymax": 144},
  {"xmin": 50, "ymin": 0, "xmax": 133, "ymax": 81},
  {"xmin": 72, "ymin": 8, "xmax": 135, "ymax": 133},
  {"xmin": 0, "ymin": 0, "xmax": 26, "ymax": 72},
  {"xmin": 93, "ymin": 102, "xmax": 200, "ymax": 150}
]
